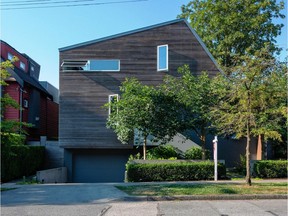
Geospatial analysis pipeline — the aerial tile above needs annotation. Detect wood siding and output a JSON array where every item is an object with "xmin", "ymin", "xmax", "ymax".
[{"xmin": 59, "ymin": 20, "xmax": 219, "ymax": 148}]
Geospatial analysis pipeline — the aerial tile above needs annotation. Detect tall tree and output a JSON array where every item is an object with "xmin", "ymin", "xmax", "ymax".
[
  {"xmin": 211, "ymin": 46, "xmax": 286, "ymax": 185},
  {"xmin": 178, "ymin": 0, "xmax": 285, "ymax": 67},
  {"xmin": 161, "ymin": 65, "xmax": 217, "ymax": 159},
  {"xmin": 106, "ymin": 78, "xmax": 185, "ymax": 159}
]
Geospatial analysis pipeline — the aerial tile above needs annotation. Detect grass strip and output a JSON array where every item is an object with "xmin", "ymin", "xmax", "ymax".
[
  {"xmin": 116, "ymin": 183, "xmax": 287, "ymax": 196},
  {"xmin": 1, "ymin": 187, "xmax": 17, "ymax": 192}
]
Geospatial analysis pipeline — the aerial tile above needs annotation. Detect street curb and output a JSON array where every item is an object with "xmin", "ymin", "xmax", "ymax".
[{"xmin": 120, "ymin": 194, "xmax": 288, "ymax": 202}]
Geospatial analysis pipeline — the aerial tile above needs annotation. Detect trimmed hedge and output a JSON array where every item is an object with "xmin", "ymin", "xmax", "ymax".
[
  {"xmin": 126, "ymin": 161, "xmax": 226, "ymax": 182},
  {"xmin": 1, "ymin": 146, "xmax": 45, "ymax": 182},
  {"xmin": 253, "ymin": 160, "xmax": 288, "ymax": 178}
]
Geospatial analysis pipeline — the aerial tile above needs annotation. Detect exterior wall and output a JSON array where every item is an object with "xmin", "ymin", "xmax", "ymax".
[
  {"xmin": 59, "ymin": 20, "xmax": 219, "ymax": 149},
  {"xmin": 1, "ymin": 40, "xmax": 59, "ymax": 142},
  {"xmin": 46, "ymin": 99, "xmax": 59, "ymax": 139},
  {"xmin": 1, "ymin": 41, "xmax": 29, "ymax": 73},
  {"xmin": 3, "ymin": 82, "xmax": 20, "ymax": 120}
]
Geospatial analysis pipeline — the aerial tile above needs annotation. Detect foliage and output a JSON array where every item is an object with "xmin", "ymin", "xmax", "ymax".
[
  {"xmin": 1, "ymin": 146, "xmax": 45, "ymax": 182},
  {"xmin": 106, "ymin": 78, "xmax": 186, "ymax": 159},
  {"xmin": 211, "ymin": 46, "xmax": 287, "ymax": 185},
  {"xmin": 126, "ymin": 161, "xmax": 226, "ymax": 182},
  {"xmin": 178, "ymin": 0, "xmax": 285, "ymax": 67},
  {"xmin": 253, "ymin": 160, "xmax": 288, "ymax": 178},
  {"xmin": 146, "ymin": 145, "xmax": 182, "ymax": 160},
  {"xmin": 1, "ymin": 59, "xmax": 32, "ymax": 148},
  {"xmin": 162, "ymin": 65, "xmax": 217, "ymax": 159},
  {"xmin": 235, "ymin": 154, "xmax": 246, "ymax": 175},
  {"xmin": 185, "ymin": 147, "xmax": 211, "ymax": 160}
]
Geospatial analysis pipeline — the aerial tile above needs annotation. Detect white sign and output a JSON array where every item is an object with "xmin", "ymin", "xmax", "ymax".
[{"xmin": 213, "ymin": 136, "xmax": 218, "ymax": 181}]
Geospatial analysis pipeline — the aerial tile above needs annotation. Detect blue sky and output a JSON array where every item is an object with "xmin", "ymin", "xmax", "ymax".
[{"xmin": 1, "ymin": 0, "xmax": 287, "ymax": 88}]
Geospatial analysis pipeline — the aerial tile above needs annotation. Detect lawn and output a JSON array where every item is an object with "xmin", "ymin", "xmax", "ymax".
[{"xmin": 116, "ymin": 183, "xmax": 287, "ymax": 196}]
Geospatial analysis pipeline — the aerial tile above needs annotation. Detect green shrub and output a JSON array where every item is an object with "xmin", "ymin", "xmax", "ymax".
[
  {"xmin": 1, "ymin": 146, "xmax": 45, "ymax": 182},
  {"xmin": 146, "ymin": 144, "xmax": 182, "ymax": 159},
  {"xmin": 253, "ymin": 160, "xmax": 288, "ymax": 178},
  {"xmin": 235, "ymin": 154, "xmax": 246, "ymax": 175},
  {"xmin": 185, "ymin": 147, "xmax": 211, "ymax": 160},
  {"xmin": 126, "ymin": 161, "xmax": 226, "ymax": 182}
]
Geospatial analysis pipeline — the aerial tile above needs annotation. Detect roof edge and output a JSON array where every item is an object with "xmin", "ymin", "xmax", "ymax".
[
  {"xmin": 182, "ymin": 20, "xmax": 223, "ymax": 74},
  {"xmin": 59, "ymin": 18, "xmax": 187, "ymax": 52}
]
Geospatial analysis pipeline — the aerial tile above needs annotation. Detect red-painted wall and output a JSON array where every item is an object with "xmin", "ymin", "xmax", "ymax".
[
  {"xmin": 1, "ymin": 42, "xmax": 29, "ymax": 73},
  {"xmin": 47, "ymin": 100, "xmax": 59, "ymax": 139},
  {"xmin": 3, "ymin": 82, "xmax": 20, "ymax": 120}
]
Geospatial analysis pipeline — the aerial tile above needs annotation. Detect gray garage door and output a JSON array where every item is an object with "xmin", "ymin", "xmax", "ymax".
[{"xmin": 73, "ymin": 150, "xmax": 131, "ymax": 183}]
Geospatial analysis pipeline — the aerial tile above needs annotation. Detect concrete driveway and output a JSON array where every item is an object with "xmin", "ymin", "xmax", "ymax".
[{"xmin": 1, "ymin": 183, "xmax": 128, "ymax": 206}]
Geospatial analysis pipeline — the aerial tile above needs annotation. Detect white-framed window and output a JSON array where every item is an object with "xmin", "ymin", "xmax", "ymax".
[
  {"xmin": 108, "ymin": 94, "xmax": 119, "ymax": 115},
  {"xmin": 20, "ymin": 61, "xmax": 26, "ymax": 70},
  {"xmin": 23, "ymin": 99, "xmax": 29, "ymax": 108},
  {"xmin": 8, "ymin": 52, "xmax": 13, "ymax": 60},
  {"xmin": 157, "ymin": 44, "xmax": 168, "ymax": 71}
]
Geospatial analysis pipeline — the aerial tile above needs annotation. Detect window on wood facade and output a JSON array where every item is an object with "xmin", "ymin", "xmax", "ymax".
[
  {"xmin": 157, "ymin": 45, "xmax": 168, "ymax": 71},
  {"xmin": 108, "ymin": 94, "xmax": 119, "ymax": 115},
  {"xmin": 87, "ymin": 60, "xmax": 120, "ymax": 71},
  {"xmin": 61, "ymin": 59, "xmax": 120, "ymax": 72}
]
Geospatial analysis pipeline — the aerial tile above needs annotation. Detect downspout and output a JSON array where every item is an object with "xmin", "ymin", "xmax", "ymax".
[{"xmin": 19, "ymin": 87, "xmax": 24, "ymax": 133}]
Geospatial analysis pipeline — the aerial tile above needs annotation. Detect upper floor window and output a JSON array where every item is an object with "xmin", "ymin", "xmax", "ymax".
[
  {"xmin": 61, "ymin": 59, "xmax": 120, "ymax": 72},
  {"xmin": 87, "ymin": 60, "xmax": 120, "ymax": 71},
  {"xmin": 20, "ymin": 61, "xmax": 26, "ymax": 70},
  {"xmin": 8, "ymin": 52, "xmax": 13, "ymax": 60},
  {"xmin": 108, "ymin": 94, "xmax": 119, "ymax": 115},
  {"xmin": 157, "ymin": 45, "xmax": 168, "ymax": 71},
  {"xmin": 31, "ymin": 65, "xmax": 35, "ymax": 71}
]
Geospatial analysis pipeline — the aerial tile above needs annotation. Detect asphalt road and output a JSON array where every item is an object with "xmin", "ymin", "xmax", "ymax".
[
  {"xmin": 1, "ymin": 183, "xmax": 287, "ymax": 216},
  {"xmin": 1, "ymin": 200, "xmax": 287, "ymax": 216}
]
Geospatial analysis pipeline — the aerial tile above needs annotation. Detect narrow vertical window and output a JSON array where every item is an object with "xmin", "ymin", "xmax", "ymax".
[
  {"xmin": 157, "ymin": 45, "xmax": 168, "ymax": 71},
  {"xmin": 8, "ymin": 52, "xmax": 13, "ymax": 60},
  {"xmin": 20, "ymin": 61, "xmax": 26, "ymax": 70},
  {"xmin": 108, "ymin": 94, "xmax": 119, "ymax": 115}
]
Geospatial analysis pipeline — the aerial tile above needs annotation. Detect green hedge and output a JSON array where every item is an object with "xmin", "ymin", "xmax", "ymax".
[
  {"xmin": 1, "ymin": 146, "xmax": 45, "ymax": 182},
  {"xmin": 253, "ymin": 160, "xmax": 288, "ymax": 178},
  {"xmin": 126, "ymin": 161, "xmax": 226, "ymax": 182}
]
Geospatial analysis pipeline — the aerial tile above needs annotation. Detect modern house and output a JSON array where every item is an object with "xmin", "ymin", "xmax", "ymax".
[
  {"xmin": 59, "ymin": 19, "xmax": 258, "ymax": 183},
  {"xmin": 1, "ymin": 40, "xmax": 59, "ymax": 141}
]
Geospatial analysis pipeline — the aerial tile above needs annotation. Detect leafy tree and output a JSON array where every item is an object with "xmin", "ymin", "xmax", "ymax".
[
  {"xmin": 106, "ymin": 78, "xmax": 185, "ymax": 159},
  {"xmin": 178, "ymin": 0, "xmax": 285, "ymax": 67},
  {"xmin": 1, "ymin": 59, "xmax": 30, "ymax": 148},
  {"xmin": 211, "ymin": 46, "xmax": 287, "ymax": 185},
  {"xmin": 146, "ymin": 145, "xmax": 181, "ymax": 160},
  {"xmin": 161, "ymin": 65, "xmax": 217, "ymax": 159}
]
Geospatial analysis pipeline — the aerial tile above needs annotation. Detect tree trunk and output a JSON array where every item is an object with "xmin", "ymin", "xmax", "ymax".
[
  {"xmin": 246, "ymin": 126, "xmax": 251, "ymax": 186},
  {"xmin": 200, "ymin": 129, "xmax": 206, "ymax": 160},
  {"xmin": 143, "ymin": 136, "xmax": 147, "ymax": 160},
  {"xmin": 246, "ymin": 91, "xmax": 252, "ymax": 186}
]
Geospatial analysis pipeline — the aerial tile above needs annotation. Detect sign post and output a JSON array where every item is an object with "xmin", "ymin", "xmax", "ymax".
[{"xmin": 213, "ymin": 136, "xmax": 218, "ymax": 181}]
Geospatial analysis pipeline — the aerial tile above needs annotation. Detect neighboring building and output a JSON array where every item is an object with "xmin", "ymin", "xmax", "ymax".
[{"xmin": 1, "ymin": 40, "xmax": 59, "ymax": 141}]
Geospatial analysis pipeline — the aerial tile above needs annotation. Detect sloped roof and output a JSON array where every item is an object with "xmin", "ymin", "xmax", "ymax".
[
  {"xmin": 59, "ymin": 19, "xmax": 221, "ymax": 73},
  {"xmin": 2, "ymin": 58, "xmax": 52, "ymax": 99}
]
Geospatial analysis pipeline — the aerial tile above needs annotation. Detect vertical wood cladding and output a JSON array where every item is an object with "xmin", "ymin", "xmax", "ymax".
[
  {"xmin": 3, "ymin": 82, "xmax": 20, "ymax": 120},
  {"xmin": 59, "ymin": 20, "xmax": 220, "ymax": 148}
]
